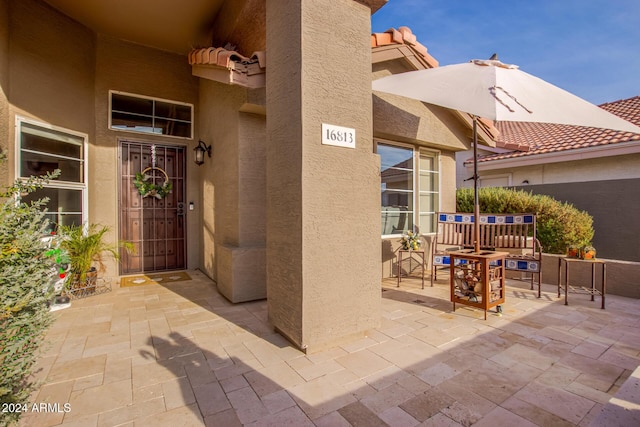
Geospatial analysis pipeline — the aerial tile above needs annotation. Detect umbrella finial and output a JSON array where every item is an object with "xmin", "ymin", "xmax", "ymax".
[{"xmin": 489, "ymin": 53, "xmax": 498, "ymax": 60}]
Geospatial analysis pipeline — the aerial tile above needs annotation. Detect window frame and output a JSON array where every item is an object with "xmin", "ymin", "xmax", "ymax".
[
  {"xmin": 108, "ymin": 90, "xmax": 194, "ymax": 140},
  {"xmin": 15, "ymin": 116, "xmax": 89, "ymax": 226},
  {"xmin": 417, "ymin": 147, "xmax": 441, "ymax": 236},
  {"xmin": 376, "ymin": 139, "xmax": 441, "ymax": 238}
]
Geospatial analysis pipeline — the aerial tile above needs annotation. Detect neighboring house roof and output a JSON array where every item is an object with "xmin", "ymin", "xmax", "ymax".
[{"xmin": 475, "ymin": 96, "xmax": 640, "ymax": 163}]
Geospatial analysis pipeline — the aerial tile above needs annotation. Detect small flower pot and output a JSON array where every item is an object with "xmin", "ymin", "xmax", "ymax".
[
  {"xmin": 580, "ymin": 246, "xmax": 596, "ymax": 260},
  {"xmin": 566, "ymin": 245, "xmax": 580, "ymax": 258}
]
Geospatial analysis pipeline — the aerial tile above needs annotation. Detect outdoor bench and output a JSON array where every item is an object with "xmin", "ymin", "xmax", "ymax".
[{"xmin": 431, "ymin": 212, "xmax": 543, "ymax": 297}]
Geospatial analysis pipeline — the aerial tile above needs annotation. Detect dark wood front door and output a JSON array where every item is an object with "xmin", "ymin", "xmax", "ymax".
[{"xmin": 119, "ymin": 141, "xmax": 186, "ymax": 274}]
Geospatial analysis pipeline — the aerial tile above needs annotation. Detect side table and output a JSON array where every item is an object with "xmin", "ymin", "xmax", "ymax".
[
  {"xmin": 559, "ymin": 257, "xmax": 606, "ymax": 309},
  {"xmin": 397, "ymin": 249, "xmax": 426, "ymax": 289}
]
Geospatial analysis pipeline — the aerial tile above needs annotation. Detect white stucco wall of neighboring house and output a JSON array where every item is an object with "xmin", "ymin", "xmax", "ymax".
[{"xmin": 458, "ymin": 146, "xmax": 640, "ymax": 188}]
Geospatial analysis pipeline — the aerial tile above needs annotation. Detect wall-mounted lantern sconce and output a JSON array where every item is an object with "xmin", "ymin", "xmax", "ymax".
[{"xmin": 194, "ymin": 140, "xmax": 212, "ymax": 165}]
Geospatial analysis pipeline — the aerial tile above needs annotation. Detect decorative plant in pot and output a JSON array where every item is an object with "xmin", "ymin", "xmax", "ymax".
[
  {"xmin": 580, "ymin": 244, "xmax": 596, "ymax": 260},
  {"xmin": 43, "ymin": 232, "xmax": 71, "ymax": 304},
  {"xmin": 566, "ymin": 244, "xmax": 580, "ymax": 258},
  {"xmin": 400, "ymin": 230, "xmax": 422, "ymax": 250},
  {"xmin": 58, "ymin": 224, "xmax": 133, "ymax": 295}
]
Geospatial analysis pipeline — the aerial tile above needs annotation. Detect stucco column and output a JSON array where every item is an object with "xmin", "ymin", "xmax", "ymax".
[{"xmin": 266, "ymin": 0, "xmax": 381, "ymax": 352}]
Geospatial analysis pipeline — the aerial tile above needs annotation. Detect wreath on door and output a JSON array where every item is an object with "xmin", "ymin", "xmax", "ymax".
[{"xmin": 133, "ymin": 167, "xmax": 172, "ymax": 199}]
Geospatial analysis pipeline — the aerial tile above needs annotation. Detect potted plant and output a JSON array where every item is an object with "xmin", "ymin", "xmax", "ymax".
[
  {"xmin": 59, "ymin": 224, "xmax": 133, "ymax": 294},
  {"xmin": 400, "ymin": 230, "xmax": 421, "ymax": 250},
  {"xmin": 43, "ymin": 231, "xmax": 71, "ymax": 305},
  {"xmin": 580, "ymin": 244, "xmax": 596, "ymax": 260},
  {"xmin": 566, "ymin": 244, "xmax": 580, "ymax": 258}
]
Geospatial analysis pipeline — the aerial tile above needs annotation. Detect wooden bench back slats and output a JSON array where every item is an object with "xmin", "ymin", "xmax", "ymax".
[{"xmin": 435, "ymin": 212, "xmax": 537, "ymax": 252}]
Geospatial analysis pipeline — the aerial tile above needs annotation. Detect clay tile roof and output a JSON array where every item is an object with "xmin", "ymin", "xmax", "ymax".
[
  {"xmin": 189, "ymin": 46, "xmax": 266, "ymax": 88},
  {"xmin": 600, "ymin": 95, "xmax": 640, "ymax": 125},
  {"xmin": 475, "ymin": 96, "xmax": 640, "ymax": 163},
  {"xmin": 371, "ymin": 26, "xmax": 439, "ymax": 68},
  {"xmin": 189, "ymin": 47, "xmax": 265, "ymax": 68}
]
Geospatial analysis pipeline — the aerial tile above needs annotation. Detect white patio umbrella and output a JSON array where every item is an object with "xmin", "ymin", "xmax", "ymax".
[{"xmin": 373, "ymin": 58, "xmax": 640, "ymax": 252}]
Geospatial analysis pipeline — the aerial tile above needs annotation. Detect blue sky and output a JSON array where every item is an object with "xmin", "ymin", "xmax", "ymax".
[{"xmin": 372, "ymin": 0, "xmax": 640, "ymax": 105}]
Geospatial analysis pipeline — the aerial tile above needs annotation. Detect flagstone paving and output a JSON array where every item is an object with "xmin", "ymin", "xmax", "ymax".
[{"xmin": 18, "ymin": 270, "xmax": 640, "ymax": 426}]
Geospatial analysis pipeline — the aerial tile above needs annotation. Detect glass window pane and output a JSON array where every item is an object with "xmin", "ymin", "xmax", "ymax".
[
  {"xmin": 42, "ymin": 213, "xmax": 82, "ymax": 229},
  {"xmin": 419, "ymin": 213, "xmax": 436, "ymax": 234},
  {"xmin": 155, "ymin": 102, "xmax": 192, "ymax": 121},
  {"xmin": 21, "ymin": 123, "xmax": 82, "ymax": 158},
  {"xmin": 111, "ymin": 112, "xmax": 156, "ymax": 133},
  {"xmin": 419, "ymin": 154, "xmax": 435, "ymax": 171},
  {"xmin": 381, "ymin": 190, "xmax": 413, "ymax": 210},
  {"xmin": 18, "ymin": 121, "xmax": 86, "ymax": 229},
  {"xmin": 111, "ymin": 93, "xmax": 193, "ymax": 138},
  {"xmin": 419, "ymin": 171, "xmax": 438, "ymax": 191},
  {"xmin": 418, "ymin": 151, "xmax": 439, "ymax": 232},
  {"xmin": 379, "ymin": 144, "xmax": 413, "ymax": 170},
  {"xmin": 112, "ymin": 94, "xmax": 153, "ymax": 116},
  {"xmin": 21, "ymin": 151, "xmax": 83, "ymax": 182},
  {"xmin": 154, "ymin": 118, "xmax": 191, "ymax": 138},
  {"xmin": 379, "ymin": 142, "xmax": 416, "ymax": 236},
  {"xmin": 419, "ymin": 193, "xmax": 436, "ymax": 213},
  {"xmin": 22, "ymin": 187, "xmax": 83, "ymax": 218},
  {"xmin": 382, "ymin": 169, "xmax": 413, "ymax": 191},
  {"xmin": 382, "ymin": 208, "xmax": 413, "ymax": 235}
]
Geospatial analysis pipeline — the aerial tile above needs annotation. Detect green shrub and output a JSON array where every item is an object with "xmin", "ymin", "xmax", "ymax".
[
  {"xmin": 456, "ymin": 187, "xmax": 594, "ymax": 254},
  {"xmin": 0, "ymin": 170, "xmax": 59, "ymax": 427}
]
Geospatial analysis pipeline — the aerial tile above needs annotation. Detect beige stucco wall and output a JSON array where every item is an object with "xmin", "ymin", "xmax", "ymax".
[
  {"xmin": 266, "ymin": 0, "xmax": 381, "ymax": 351},
  {"xmin": 373, "ymin": 94, "xmax": 470, "ymax": 152},
  {"xmin": 8, "ymin": 0, "xmax": 95, "ymax": 132},
  {"xmin": 4, "ymin": 0, "xmax": 94, "ymax": 205},
  {"xmin": 198, "ymin": 78, "xmax": 267, "ymax": 302},
  {"xmin": 4, "ymin": 0, "xmax": 201, "ymax": 277},
  {"xmin": 475, "ymin": 152, "xmax": 640, "ymax": 187}
]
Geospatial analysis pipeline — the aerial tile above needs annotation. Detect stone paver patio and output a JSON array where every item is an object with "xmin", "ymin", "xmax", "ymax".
[{"xmin": 19, "ymin": 269, "xmax": 640, "ymax": 426}]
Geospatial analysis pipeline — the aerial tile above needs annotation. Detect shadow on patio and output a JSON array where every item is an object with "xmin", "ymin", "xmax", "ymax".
[{"xmin": 19, "ymin": 269, "xmax": 640, "ymax": 426}]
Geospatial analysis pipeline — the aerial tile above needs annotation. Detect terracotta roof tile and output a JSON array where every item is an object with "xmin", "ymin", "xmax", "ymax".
[
  {"xmin": 372, "ymin": 32, "xmax": 393, "ymax": 46},
  {"xmin": 371, "ymin": 26, "xmax": 439, "ymax": 68},
  {"xmin": 398, "ymin": 26, "xmax": 417, "ymax": 45},
  {"xmin": 600, "ymin": 96, "xmax": 640, "ymax": 125},
  {"xmin": 189, "ymin": 46, "xmax": 265, "ymax": 68},
  {"xmin": 475, "ymin": 96, "xmax": 640, "ymax": 163},
  {"xmin": 189, "ymin": 46, "xmax": 266, "ymax": 88}
]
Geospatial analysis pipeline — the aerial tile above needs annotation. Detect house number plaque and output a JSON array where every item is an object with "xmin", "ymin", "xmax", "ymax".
[{"xmin": 322, "ymin": 123, "xmax": 355, "ymax": 149}]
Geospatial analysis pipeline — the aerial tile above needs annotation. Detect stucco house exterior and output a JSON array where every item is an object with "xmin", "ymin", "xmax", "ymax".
[
  {"xmin": 457, "ymin": 96, "xmax": 640, "ymax": 262},
  {"xmin": 2, "ymin": 0, "xmax": 485, "ymax": 351}
]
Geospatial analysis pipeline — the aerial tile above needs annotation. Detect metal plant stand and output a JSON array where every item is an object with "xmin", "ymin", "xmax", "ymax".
[{"xmin": 66, "ymin": 276, "xmax": 113, "ymax": 299}]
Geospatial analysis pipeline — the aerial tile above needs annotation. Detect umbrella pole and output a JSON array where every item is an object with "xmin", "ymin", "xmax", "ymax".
[{"xmin": 473, "ymin": 116, "xmax": 480, "ymax": 253}]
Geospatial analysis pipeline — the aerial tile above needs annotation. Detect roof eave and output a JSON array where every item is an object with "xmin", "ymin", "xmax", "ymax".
[{"xmin": 472, "ymin": 140, "xmax": 640, "ymax": 171}]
